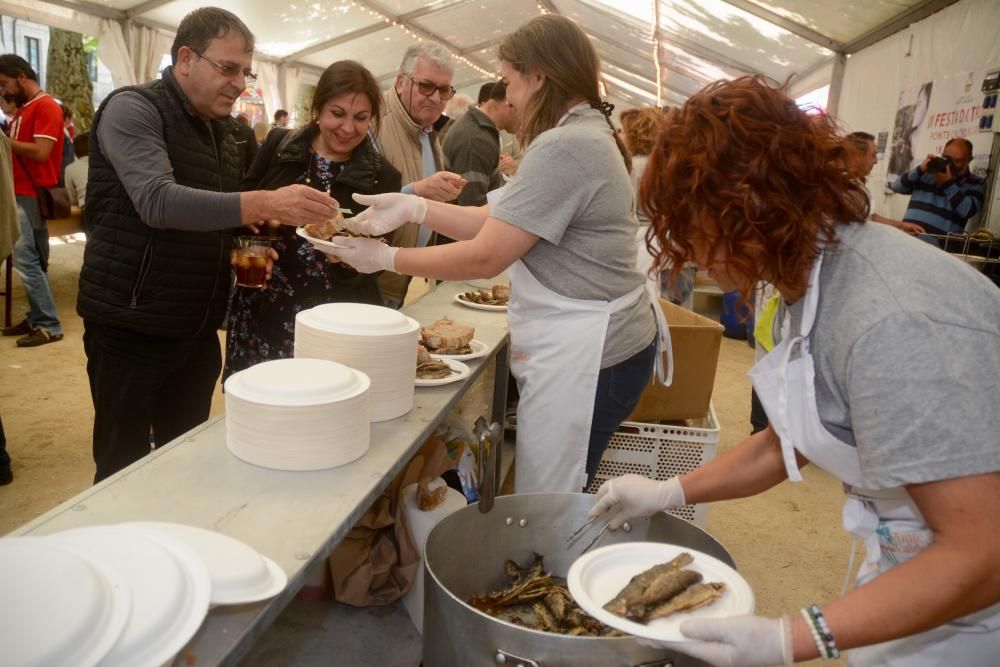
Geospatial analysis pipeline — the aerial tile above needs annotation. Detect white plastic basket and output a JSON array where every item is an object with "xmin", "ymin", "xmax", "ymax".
[{"xmin": 587, "ymin": 403, "xmax": 719, "ymax": 527}]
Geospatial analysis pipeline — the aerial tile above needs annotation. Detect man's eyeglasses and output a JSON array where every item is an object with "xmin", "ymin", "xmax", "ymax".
[
  {"xmin": 407, "ymin": 76, "xmax": 456, "ymax": 100},
  {"xmin": 193, "ymin": 49, "xmax": 257, "ymax": 84}
]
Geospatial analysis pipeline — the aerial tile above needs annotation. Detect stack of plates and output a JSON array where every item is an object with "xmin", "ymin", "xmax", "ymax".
[
  {"xmin": 295, "ymin": 303, "xmax": 419, "ymax": 422},
  {"xmin": 226, "ymin": 357, "xmax": 371, "ymax": 471},
  {"xmin": 1, "ymin": 522, "xmax": 288, "ymax": 667}
]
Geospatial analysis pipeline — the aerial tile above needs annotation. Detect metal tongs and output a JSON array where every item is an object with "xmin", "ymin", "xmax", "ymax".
[
  {"xmin": 473, "ymin": 417, "xmax": 503, "ymax": 514},
  {"xmin": 565, "ymin": 515, "xmax": 612, "ymax": 554}
]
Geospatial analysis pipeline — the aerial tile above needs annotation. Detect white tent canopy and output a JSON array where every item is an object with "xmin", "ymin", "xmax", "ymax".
[{"xmin": 0, "ymin": 0, "xmax": 965, "ymax": 117}]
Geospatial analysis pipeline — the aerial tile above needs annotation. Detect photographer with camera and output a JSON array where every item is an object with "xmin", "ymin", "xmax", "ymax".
[{"xmin": 890, "ymin": 137, "xmax": 985, "ymax": 238}]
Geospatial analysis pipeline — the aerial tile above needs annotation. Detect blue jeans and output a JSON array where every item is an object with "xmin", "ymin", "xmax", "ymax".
[
  {"xmin": 585, "ymin": 337, "xmax": 657, "ymax": 489},
  {"xmin": 13, "ymin": 196, "xmax": 61, "ymax": 334}
]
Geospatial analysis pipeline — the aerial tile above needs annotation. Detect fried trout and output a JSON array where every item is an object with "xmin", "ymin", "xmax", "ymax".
[
  {"xmin": 602, "ymin": 552, "xmax": 696, "ymax": 618},
  {"xmin": 643, "ymin": 582, "xmax": 726, "ymax": 622}
]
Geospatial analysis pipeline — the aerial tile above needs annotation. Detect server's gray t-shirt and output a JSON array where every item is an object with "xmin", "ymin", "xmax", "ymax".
[
  {"xmin": 491, "ymin": 108, "xmax": 656, "ymax": 367},
  {"xmin": 782, "ymin": 222, "xmax": 1000, "ymax": 489}
]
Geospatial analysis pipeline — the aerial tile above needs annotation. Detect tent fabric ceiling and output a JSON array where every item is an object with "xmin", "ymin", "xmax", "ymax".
[{"xmin": 15, "ymin": 0, "xmax": 954, "ymax": 108}]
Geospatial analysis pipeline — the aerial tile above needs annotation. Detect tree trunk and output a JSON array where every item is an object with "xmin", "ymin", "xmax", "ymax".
[{"xmin": 46, "ymin": 28, "xmax": 95, "ymax": 133}]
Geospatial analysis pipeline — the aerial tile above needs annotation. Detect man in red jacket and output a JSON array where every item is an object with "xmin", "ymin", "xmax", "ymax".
[{"xmin": 0, "ymin": 54, "xmax": 64, "ymax": 347}]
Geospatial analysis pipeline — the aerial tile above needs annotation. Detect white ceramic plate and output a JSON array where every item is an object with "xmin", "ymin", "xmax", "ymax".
[
  {"xmin": 0, "ymin": 537, "xmax": 132, "ymax": 667},
  {"xmin": 567, "ymin": 542, "xmax": 754, "ymax": 643},
  {"xmin": 429, "ymin": 339, "xmax": 488, "ymax": 361},
  {"xmin": 415, "ymin": 358, "xmax": 471, "ymax": 386},
  {"xmin": 295, "ymin": 226, "xmax": 347, "ymax": 251},
  {"xmin": 48, "ymin": 525, "xmax": 212, "ymax": 667},
  {"xmin": 454, "ymin": 293, "xmax": 508, "ymax": 312},
  {"xmin": 134, "ymin": 522, "xmax": 288, "ymax": 606}
]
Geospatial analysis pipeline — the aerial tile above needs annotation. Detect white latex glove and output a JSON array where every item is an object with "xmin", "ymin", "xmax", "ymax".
[
  {"xmin": 327, "ymin": 236, "xmax": 399, "ymax": 274},
  {"xmin": 673, "ymin": 615, "xmax": 794, "ymax": 667},
  {"xmin": 341, "ymin": 192, "xmax": 427, "ymax": 236},
  {"xmin": 588, "ymin": 474, "xmax": 685, "ymax": 529}
]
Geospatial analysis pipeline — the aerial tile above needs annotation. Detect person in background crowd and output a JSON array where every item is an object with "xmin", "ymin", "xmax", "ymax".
[
  {"xmin": 620, "ymin": 106, "xmax": 695, "ymax": 307},
  {"xmin": 329, "ymin": 15, "xmax": 666, "ymax": 494},
  {"xmin": 592, "ymin": 75, "xmax": 1000, "ymax": 667},
  {"xmin": 0, "ymin": 95, "xmax": 15, "ymax": 133},
  {"xmin": 64, "ymin": 131, "xmax": 90, "ymax": 213},
  {"xmin": 443, "ymin": 81, "xmax": 516, "ymax": 208},
  {"xmin": 845, "ymin": 131, "xmax": 922, "ymax": 235},
  {"xmin": 225, "ymin": 60, "xmax": 402, "ymax": 378},
  {"xmin": 373, "ymin": 42, "xmax": 467, "ymax": 307},
  {"xmin": 890, "ymin": 136, "xmax": 985, "ymax": 238},
  {"xmin": 78, "ymin": 7, "xmax": 338, "ymax": 483},
  {"xmin": 272, "ymin": 108, "xmax": 289, "ymax": 130},
  {"xmin": 0, "ymin": 129, "xmax": 18, "ymax": 484},
  {"xmin": 252, "ymin": 120, "xmax": 268, "ymax": 146},
  {"xmin": 58, "ymin": 103, "xmax": 75, "ymax": 184},
  {"xmin": 0, "ymin": 54, "xmax": 65, "ymax": 347},
  {"xmin": 61, "ymin": 102, "xmax": 76, "ymax": 140},
  {"xmin": 231, "ymin": 112, "xmax": 258, "ymax": 176},
  {"xmin": 436, "ymin": 92, "xmax": 474, "ymax": 147}
]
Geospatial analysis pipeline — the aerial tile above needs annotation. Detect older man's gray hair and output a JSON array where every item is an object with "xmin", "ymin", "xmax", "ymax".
[{"xmin": 399, "ymin": 43, "xmax": 453, "ymax": 76}]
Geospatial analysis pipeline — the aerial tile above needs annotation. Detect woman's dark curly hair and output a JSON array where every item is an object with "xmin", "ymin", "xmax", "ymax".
[{"xmin": 640, "ymin": 76, "xmax": 867, "ymax": 301}]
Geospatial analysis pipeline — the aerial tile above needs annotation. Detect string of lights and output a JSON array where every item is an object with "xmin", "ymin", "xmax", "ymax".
[{"xmin": 347, "ymin": 0, "xmax": 495, "ymax": 79}]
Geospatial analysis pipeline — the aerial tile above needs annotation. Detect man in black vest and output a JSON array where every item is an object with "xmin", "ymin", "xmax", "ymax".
[{"xmin": 79, "ymin": 7, "xmax": 337, "ymax": 482}]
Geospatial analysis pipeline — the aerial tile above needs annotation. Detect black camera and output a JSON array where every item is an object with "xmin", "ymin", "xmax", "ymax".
[{"xmin": 927, "ymin": 156, "xmax": 953, "ymax": 173}]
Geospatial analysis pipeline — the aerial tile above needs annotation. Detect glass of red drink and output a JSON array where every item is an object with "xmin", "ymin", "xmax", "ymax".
[{"xmin": 234, "ymin": 236, "xmax": 270, "ymax": 288}]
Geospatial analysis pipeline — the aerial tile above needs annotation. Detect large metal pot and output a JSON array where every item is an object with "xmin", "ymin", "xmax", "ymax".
[{"xmin": 423, "ymin": 493, "xmax": 736, "ymax": 667}]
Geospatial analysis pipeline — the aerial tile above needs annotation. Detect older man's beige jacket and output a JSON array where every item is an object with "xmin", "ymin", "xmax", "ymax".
[{"xmin": 374, "ymin": 87, "xmax": 445, "ymax": 307}]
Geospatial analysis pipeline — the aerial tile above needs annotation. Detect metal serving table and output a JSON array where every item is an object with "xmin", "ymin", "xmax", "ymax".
[{"xmin": 12, "ymin": 281, "xmax": 510, "ymax": 666}]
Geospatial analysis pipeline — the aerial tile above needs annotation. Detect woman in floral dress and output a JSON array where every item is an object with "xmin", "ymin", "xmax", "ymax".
[{"xmin": 225, "ymin": 61, "xmax": 401, "ymax": 378}]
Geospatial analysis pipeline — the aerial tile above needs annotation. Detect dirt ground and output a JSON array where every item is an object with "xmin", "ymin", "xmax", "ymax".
[{"xmin": 1, "ymin": 238, "xmax": 851, "ymax": 663}]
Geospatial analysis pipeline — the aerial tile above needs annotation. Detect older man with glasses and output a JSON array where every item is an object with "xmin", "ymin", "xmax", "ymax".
[
  {"xmin": 372, "ymin": 43, "xmax": 467, "ymax": 307},
  {"xmin": 79, "ymin": 7, "xmax": 338, "ymax": 483}
]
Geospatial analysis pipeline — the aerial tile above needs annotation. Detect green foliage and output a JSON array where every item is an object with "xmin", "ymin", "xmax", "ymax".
[{"xmin": 46, "ymin": 28, "xmax": 95, "ymax": 132}]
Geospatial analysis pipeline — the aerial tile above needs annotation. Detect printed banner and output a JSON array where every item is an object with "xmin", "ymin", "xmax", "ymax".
[{"xmin": 886, "ymin": 69, "xmax": 995, "ymax": 184}]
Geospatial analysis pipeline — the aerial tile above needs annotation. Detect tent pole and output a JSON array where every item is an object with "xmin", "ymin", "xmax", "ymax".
[
  {"xmin": 277, "ymin": 62, "xmax": 288, "ymax": 113},
  {"xmin": 826, "ymin": 52, "xmax": 847, "ymax": 119}
]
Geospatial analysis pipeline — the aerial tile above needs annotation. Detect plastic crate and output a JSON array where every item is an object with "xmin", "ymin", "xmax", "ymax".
[{"xmin": 587, "ymin": 403, "xmax": 719, "ymax": 527}]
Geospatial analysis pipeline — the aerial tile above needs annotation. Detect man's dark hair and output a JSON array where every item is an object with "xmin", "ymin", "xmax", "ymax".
[
  {"xmin": 274, "ymin": 109, "xmax": 288, "ymax": 122},
  {"xmin": 0, "ymin": 54, "xmax": 37, "ymax": 82},
  {"xmin": 171, "ymin": 7, "xmax": 255, "ymax": 65},
  {"xmin": 477, "ymin": 83, "xmax": 494, "ymax": 105},
  {"xmin": 486, "ymin": 81, "xmax": 507, "ymax": 103},
  {"xmin": 944, "ymin": 137, "xmax": 974, "ymax": 158},
  {"xmin": 845, "ymin": 131, "xmax": 875, "ymax": 153},
  {"xmin": 73, "ymin": 132, "xmax": 90, "ymax": 158}
]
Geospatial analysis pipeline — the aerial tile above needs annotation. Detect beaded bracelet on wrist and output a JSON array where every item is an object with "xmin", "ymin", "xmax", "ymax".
[{"xmin": 804, "ymin": 604, "xmax": 840, "ymax": 659}]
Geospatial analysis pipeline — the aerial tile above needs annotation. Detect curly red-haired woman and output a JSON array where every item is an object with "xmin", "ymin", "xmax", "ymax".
[{"xmin": 590, "ymin": 77, "xmax": 1000, "ymax": 666}]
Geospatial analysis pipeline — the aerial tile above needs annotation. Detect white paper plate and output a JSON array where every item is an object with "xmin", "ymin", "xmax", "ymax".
[
  {"xmin": 567, "ymin": 542, "xmax": 754, "ymax": 643},
  {"xmin": 133, "ymin": 522, "xmax": 288, "ymax": 606},
  {"xmin": 454, "ymin": 293, "xmax": 508, "ymax": 312},
  {"xmin": 0, "ymin": 537, "xmax": 131, "ymax": 667},
  {"xmin": 47, "ymin": 525, "xmax": 212, "ymax": 667},
  {"xmin": 295, "ymin": 226, "xmax": 347, "ymax": 251},
  {"xmin": 429, "ymin": 339, "xmax": 488, "ymax": 361},
  {"xmin": 415, "ymin": 358, "xmax": 471, "ymax": 386}
]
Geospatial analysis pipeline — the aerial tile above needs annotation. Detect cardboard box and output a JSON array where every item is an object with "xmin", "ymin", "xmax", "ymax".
[{"xmin": 627, "ymin": 298, "xmax": 724, "ymax": 422}]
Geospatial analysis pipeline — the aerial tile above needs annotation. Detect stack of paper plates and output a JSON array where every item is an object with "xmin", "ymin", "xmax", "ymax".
[
  {"xmin": 295, "ymin": 303, "xmax": 419, "ymax": 422},
  {"xmin": 225, "ymin": 357, "xmax": 371, "ymax": 471}
]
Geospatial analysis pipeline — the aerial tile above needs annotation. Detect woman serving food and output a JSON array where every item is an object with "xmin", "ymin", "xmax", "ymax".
[
  {"xmin": 589, "ymin": 77, "xmax": 1000, "ymax": 666},
  {"xmin": 324, "ymin": 15, "xmax": 669, "ymax": 493},
  {"xmin": 224, "ymin": 61, "xmax": 401, "ymax": 378}
]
